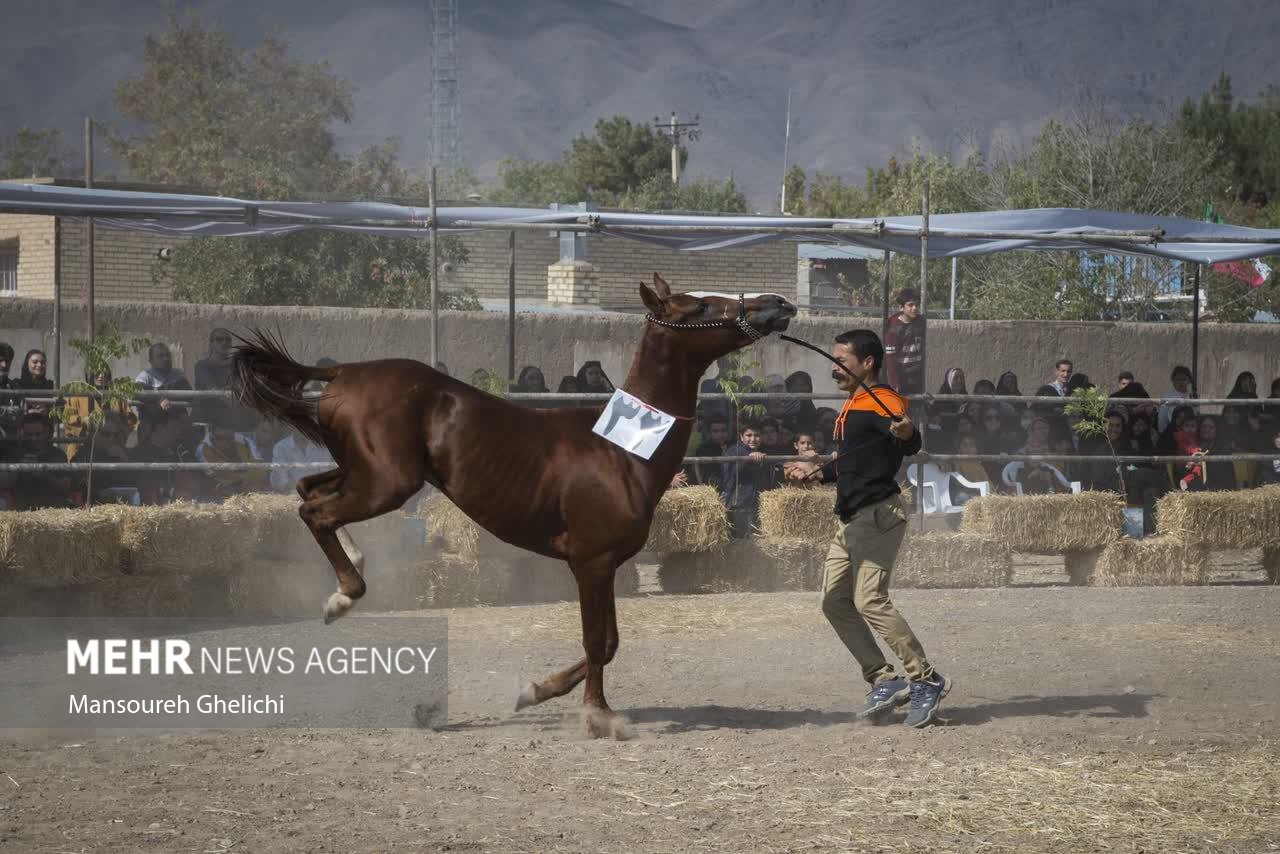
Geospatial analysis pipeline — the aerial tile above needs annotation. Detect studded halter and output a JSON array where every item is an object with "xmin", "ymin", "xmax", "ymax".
[{"xmin": 644, "ymin": 293, "xmax": 763, "ymax": 341}]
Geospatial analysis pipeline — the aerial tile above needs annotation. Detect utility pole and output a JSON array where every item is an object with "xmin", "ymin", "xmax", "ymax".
[
  {"xmin": 779, "ymin": 88, "xmax": 792, "ymax": 214},
  {"xmin": 654, "ymin": 112, "xmax": 699, "ymax": 185},
  {"xmin": 84, "ymin": 116, "xmax": 95, "ymax": 342}
]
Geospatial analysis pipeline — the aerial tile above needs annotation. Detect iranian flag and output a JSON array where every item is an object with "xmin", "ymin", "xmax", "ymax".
[{"xmin": 1203, "ymin": 202, "xmax": 1272, "ymax": 288}]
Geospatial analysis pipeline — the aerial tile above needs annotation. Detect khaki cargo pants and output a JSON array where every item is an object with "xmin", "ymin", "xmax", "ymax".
[{"xmin": 821, "ymin": 494, "xmax": 934, "ymax": 685}]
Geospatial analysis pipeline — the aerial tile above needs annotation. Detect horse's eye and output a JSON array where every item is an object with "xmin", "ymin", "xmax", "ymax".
[{"xmin": 697, "ymin": 301, "xmax": 709, "ymax": 313}]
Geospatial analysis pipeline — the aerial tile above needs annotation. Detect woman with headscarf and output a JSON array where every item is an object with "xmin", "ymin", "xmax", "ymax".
[
  {"xmin": 15, "ymin": 348, "xmax": 54, "ymax": 415},
  {"xmin": 575, "ymin": 361, "xmax": 614, "ymax": 395},
  {"xmin": 1227, "ymin": 371, "xmax": 1258, "ymax": 400},
  {"xmin": 995, "ymin": 371, "xmax": 1022, "ymax": 397},
  {"xmin": 513, "ymin": 365, "xmax": 550, "ymax": 394},
  {"xmin": 61, "ymin": 366, "xmax": 137, "ymax": 461},
  {"xmin": 935, "ymin": 366, "xmax": 967, "ymax": 417}
]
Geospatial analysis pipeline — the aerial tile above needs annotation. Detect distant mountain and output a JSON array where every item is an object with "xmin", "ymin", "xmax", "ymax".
[{"xmin": 3, "ymin": 0, "xmax": 1278, "ymax": 208}]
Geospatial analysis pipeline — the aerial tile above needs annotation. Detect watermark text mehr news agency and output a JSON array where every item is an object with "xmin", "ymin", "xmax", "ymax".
[{"xmin": 66, "ymin": 639, "xmax": 439, "ymax": 676}]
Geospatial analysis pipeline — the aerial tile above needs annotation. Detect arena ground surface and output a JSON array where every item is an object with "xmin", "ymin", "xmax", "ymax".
[{"xmin": 2, "ymin": 583, "xmax": 1278, "ymax": 853}]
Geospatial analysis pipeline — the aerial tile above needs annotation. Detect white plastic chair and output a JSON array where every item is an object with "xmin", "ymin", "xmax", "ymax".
[
  {"xmin": 1001, "ymin": 461, "xmax": 1081, "ymax": 496},
  {"xmin": 907, "ymin": 462, "xmax": 989, "ymax": 514}
]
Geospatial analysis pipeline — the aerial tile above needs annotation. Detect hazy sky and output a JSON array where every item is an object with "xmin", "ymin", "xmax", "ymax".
[{"xmin": 3, "ymin": 0, "xmax": 1278, "ymax": 206}]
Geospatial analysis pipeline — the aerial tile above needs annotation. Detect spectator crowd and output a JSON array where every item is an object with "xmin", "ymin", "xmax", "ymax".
[{"xmin": 2, "ymin": 320, "xmax": 1278, "ymax": 540}]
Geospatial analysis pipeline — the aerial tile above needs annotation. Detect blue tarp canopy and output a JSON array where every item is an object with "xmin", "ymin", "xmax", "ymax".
[{"xmin": 2, "ymin": 182, "xmax": 1279, "ymax": 264}]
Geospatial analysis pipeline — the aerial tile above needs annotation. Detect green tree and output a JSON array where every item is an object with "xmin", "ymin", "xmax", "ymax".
[
  {"xmin": 0, "ymin": 127, "xmax": 74, "ymax": 179},
  {"xmin": 110, "ymin": 16, "xmax": 352, "ymax": 198},
  {"xmin": 157, "ymin": 230, "xmax": 475, "ymax": 310},
  {"xmin": 53, "ymin": 323, "xmax": 151, "ymax": 505},
  {"xmin": 485, "ymin": 115, "xmax": 710, "ymax": 208},
  {"xmin": 619, "ymin": 174, "xmax": 747, "ymax": 213},
  {"xmin": 569, "ymin": 116, "xmax": 684, "ymax": 198},
  {"xmin": 484, "ymin": 157, "xmax": 576, "ymax": 207},
  {"xmin": 113, "ymin": 18, "xmax": 478, "ymax": 309},
  {"xmin": 1064, "ymin": 386, "xmax": 1126, "ymax": 501}
]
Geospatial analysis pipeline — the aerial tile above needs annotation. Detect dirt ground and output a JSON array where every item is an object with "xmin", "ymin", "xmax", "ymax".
[{"xmin": 2, "ymin": 584, "xmax": 1278, "ymax": 853}]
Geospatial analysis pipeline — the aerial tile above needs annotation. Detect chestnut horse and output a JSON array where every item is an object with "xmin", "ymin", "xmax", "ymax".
[{"xmin": 230, "ymin": 274, "xmax": 796, "ymax": 736}]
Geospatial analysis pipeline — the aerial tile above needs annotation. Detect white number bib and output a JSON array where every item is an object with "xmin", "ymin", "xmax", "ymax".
[{"xmin": 591, "ymin": 389, "xmax": 678, "ymax": 460}]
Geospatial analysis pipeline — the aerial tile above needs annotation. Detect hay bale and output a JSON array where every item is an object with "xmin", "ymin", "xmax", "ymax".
[
  {"xmin": 757, "ymin": 537, "xmax": 827, "ymax": 591},
  {"xmin": 757, "ymin": 486, "xmax": 839, "ymax": 542},
  {"xmin": 98, "ymin": 503, "xmax": 254, "ymax": 578},
  {"xmin": 643, "ymin": 486, "xmax": 730, "ymax": 553},
  {"xmin": 419, "ymin": 495, "xmax": 484, "ymax": 559},
  {"xmin": 894, "ymin": 532, "xmax": 1013, "ymax": 588},
  {"xmin": 959, "ymin": 491, "xmax": 1124, "ymax": 552},
  {"xmin": 421, "ymin": 488, "xmax": 726, "ymax": 560},
  {"xmin": 224, "ymin": 493, "xmax": 314, "ymax": 561},
  {"xmin": 1063, "ymin": 550, "xmax": 1103, "ymax": 586},
  {"xmin": 658, "ymin": 540, "xmax": 779, "ymax": 593},
  {"xmin": 1155, "ymin": 486, "xmax": 1280, "ymax": 550},
  {"xmin": 0, "ymin": 509, "xmax": 124, "ymax": 587},
  {"xmin": 415, "ymin": 553, "xmax": 518, "ymax": 608},
  {"xmin": 1092, "ymin": 536, "xmax": 1209, "ymax": 586}
]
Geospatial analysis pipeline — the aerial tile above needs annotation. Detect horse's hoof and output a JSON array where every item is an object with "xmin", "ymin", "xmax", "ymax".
[
  {"xmin": 514, "ymin": 682, "xmax": 539, "ymax": 712},
  {"xmin": 582, "ymin": 706, "xmax": 630, "ymax": 741},
  {"xmin": 323, "ymin": 592, "xmax": 354, "ymax": 624}
]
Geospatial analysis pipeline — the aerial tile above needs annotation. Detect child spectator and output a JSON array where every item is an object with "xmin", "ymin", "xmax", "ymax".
[
  {"xmin": 719, "ymin": 421, "xmax": 773, "ymax": 538},
  {"xmin": 14, "ymin": 349, "xmax": 54, "ymax": 415},
  {"xmin": 883, "ymin": 288, "xmax": 924, "ymax": 394},
  {"xmin": 782, "ymin": 431, "xmax": 823, "ymax": 486}
]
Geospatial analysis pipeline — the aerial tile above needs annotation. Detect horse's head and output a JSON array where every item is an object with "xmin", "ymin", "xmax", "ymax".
[{"xmin": 639, "ymin": 273, "xmax": 796, "ymax": 357}]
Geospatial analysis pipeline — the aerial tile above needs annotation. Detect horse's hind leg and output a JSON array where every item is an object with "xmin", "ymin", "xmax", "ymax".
[
  {"xmin": 297, "ymin": 469, "xmax": 365, "ymax": 573},
  {"xmin": 299, "ymin": 465, "xmax": 422, "ymax": 623}
]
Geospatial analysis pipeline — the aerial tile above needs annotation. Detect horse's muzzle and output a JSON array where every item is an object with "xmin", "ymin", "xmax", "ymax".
[{"xmin": 750, "ymin": 295, "xmax": 798, "ymax": 333}]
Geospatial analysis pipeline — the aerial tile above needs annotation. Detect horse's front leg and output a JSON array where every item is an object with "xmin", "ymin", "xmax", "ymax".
[
  {"xmin": 576, "ymin": 557, "xmax": 626, "ymax": 739},
  {"xmin": 513, "ymin": 554, "xmax": 626, "ymax": 740}
]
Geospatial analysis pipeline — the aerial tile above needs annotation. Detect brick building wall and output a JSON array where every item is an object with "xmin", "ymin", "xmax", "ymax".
[
  {"xmin": 56, "ymin": 219, "xmax": 183, "ymax": 302},
  {"xmin": 0, "ymin": 215, "xmax": 56, "ymax": 298},
  {"xmin": 445, "ymin": 230, "xmax": 799, "ymax": 308},
  {"xmin": 0, "ymin": 214, "xmax": 182, "ymax": 302}
]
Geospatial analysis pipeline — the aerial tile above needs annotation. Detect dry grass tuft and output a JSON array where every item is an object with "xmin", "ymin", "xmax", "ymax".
[
  {"xmin": 1093, "ymin": 535, "xmax": 1210, "ymax": 587},
  {"xmin": 1155, "ymin": 485, "xmax": 1280, "ymax": 549},
  {"xmin": 960, "ymin": 491, "xmax": 1124, "ymax": 552},
  {"xmin": 895, "ymin": 532, "xmax": 1013, "ymax": 588},
  {"xmin": 0, "ymin": 509, "xmax": 124, "ymax": 587},
  {"xmin": 757, "ymin": 486, "xmax": 838, "ymax": 542},
  {"xmin": 643, "ymin": 486, "xmax": 730, "ymax": 553}
]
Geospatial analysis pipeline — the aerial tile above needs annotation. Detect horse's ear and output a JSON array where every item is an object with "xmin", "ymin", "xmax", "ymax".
[
  {"xmin": 652, "ymin": 273, "xmax": 672, "ymax": 299},
  {"xmin": 639, "ymin": 281, "xmax": 665, "ymax": 314}
]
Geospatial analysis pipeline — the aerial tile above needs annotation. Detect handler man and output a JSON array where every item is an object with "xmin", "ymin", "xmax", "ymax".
[{"xmin": 789, "ymin": 328, "xmax": 949, "ymax": 727}]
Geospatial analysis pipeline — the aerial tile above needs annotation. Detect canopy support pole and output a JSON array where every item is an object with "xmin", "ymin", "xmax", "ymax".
[
  {"xmin": 916, "ymin": 178, "xmax": 929, "ymax": 530},
  {"xmin": 429, "ymin": 166, "xmax": 439, "ymax": 370},
  {"xmin": 52, "ymin": 219, "xmax": 62, "ymax": 387},
  {"xmin": 880, "ymin": 250, "xmax": 891, "ymax": 336},
  {"xmin": 507, "ymin": 230, "xmax": 516, "ymax": 389},
  {"xmin": 1191, "ymin": 262, "xmax": 1202, "ymax": 399},
  {"xmin": 85, "ymin": 116, "xmax": 96, "ymax": 342}
]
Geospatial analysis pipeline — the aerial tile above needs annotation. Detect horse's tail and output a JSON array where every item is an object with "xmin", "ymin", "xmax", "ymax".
[{"xmin": 230, "ymin": 328, "xmax": 338, "ymax": 448}]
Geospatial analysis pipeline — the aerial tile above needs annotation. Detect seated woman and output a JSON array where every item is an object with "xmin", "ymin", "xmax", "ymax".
[
  {"xmin": 61, "ymin": 366, "xmax": 136, "ymax": 461},
  {"xmin": 1181, "ymin": 416, "xmax": 1236, "ymax": 492}
]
